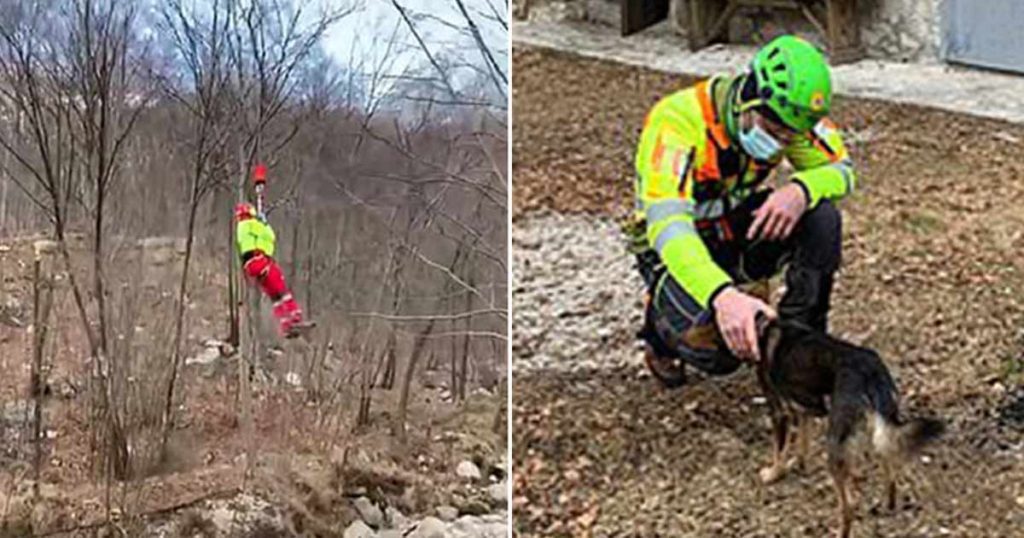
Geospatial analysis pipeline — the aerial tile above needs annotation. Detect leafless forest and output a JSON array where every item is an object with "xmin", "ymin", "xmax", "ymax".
[{"xmin": 0, "ymin": 0, "xmax": 507, "ymax": 535}]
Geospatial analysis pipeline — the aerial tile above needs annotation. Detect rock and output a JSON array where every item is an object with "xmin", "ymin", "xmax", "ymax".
[
  {"xmin": 385, "ymin": 506, "xmax": 408, "ymax": 529},
  {"xmin": 343, "ymin": 519, "xmax": 376, "ymax": 538},
  {"xmin": 994, "ymin": 131, "xmax": 1021, "ymax": 144},
  {"xmin": 185, "ymin": 346, "xmax": 221, "ymax": 366},
  {"xmin": 54, "ymin": 379, "xmax": 77, "ymax": 400},
  {"xmin": 353, "ymin": 497, "xmax": 384, "ymax": 528},
  {"xmin": 378, "ymin": 531, "xmax": 402, "ymax": 538},
  {"xmin": 478, "ymin": 513, "xmax": 507, "ymax": 525},
  {"xmin": 137, "ymin": 236, "xmax": 179, "ymax": 249},
  {"xmin": 451, "ymin": 515, "xmax": 507, "ymax": 538},
  {"xmin": 455, "ymin": 460, "xmax": 481, "ymax": 480},
  {"xmin": 485, "ymin": 463, "xmax": 506, "ymax": 481},
  {"xmin": 487, "ymin": 482, "xmax": 507, "ymax": 505},
  {"xmin": 2, "ymin": 400, "xmax": 30, "ymax": 424},
  {"xmin": 30, "ymin": 241, "xmax": 55, "ymax": 256},
  {"xmin": 218, "ymin": 342, "xmax": 236, "ymax": 357},
  {"xmin": 192, "ymin": 492, "xmax": 283, "ymax": 535},
  {"xmin": 436, "ymin": 505, "xmax": 459, "ymax": 522},
  {"xmin": 457, "ymin": 499, "xmax": 491, "ymax": 516},
  {"xmin": 409, "ymin": 517, "xmax": 446, "ymax": 538},
  {"xmin": 420, "ymin": 370, "xmax": 449, "ymax": 389},
  {"xmin": 284, "ymin": 372, "xmax": 302, "ymax": 387}
]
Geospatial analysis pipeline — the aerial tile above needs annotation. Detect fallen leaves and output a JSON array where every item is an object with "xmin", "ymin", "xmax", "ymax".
[{"xmin": 512, "ymin": 45, "xmax": 1024, "ymax": 537}]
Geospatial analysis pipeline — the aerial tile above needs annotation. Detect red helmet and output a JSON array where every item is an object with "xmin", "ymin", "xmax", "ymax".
[{"xmin": 235, "ymin": 202, "xmax": 256, "ymax": 221}]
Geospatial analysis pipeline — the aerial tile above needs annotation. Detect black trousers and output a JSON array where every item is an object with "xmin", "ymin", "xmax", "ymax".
[{"xmin": 637, "ymin": 190, "xmax": 842, "ymax": 375}]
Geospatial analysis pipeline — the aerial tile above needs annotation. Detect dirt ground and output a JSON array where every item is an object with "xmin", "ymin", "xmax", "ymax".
[{"xmin": 512, "ymin": 46, "xmax": 1024, "ymax": 537}]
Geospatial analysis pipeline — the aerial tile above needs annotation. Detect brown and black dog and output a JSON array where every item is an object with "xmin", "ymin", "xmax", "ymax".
[{"xmin": 754, "ymin": 316, "xmax": 944, "ymax": 538}]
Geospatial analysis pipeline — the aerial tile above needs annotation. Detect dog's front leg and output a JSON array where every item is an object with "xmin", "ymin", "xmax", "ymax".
[
  {"xmin": 794, "ymin": 414, "xmax": 812, "ymax": 472},
  {"xmin": 758, "ymin": 376, "xmax": 790, "ymax": 484},
  {"xmin": 760, "ymin": 412, "xmax": 790, "ymax": 484}
]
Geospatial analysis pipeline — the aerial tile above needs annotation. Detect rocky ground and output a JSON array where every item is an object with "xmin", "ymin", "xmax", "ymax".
[
  {"xmin": 0, "ymin": 234, "xmax": 508, "ymax": 537},
  {"xmin": 512, "ymin": 46, "xmax": 1024, "ymax": 537},
  {"xmin": 138, "ymin": 457, "xmax": 508, "ymax": 538}
]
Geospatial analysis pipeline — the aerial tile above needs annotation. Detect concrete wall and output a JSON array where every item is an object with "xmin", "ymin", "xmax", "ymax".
[{"xmin": 519, "ymin": 0, "xmax": 946, "ymax": 63}]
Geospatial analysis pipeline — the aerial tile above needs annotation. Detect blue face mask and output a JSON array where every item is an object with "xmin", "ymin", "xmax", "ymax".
[{"xmin": 739, "ymin": 123, "xmax": 783, "ymax": 162}]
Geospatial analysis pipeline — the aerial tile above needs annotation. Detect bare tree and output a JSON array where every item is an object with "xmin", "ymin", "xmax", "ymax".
[
  {"xmin": 0, "ymin": 0, "xmax": 150, "ymax": 482},
  {"xmin": 31, "ymin": 243, "xmax": 56, "ymax": 499},
  {"xmin": 155, "ymin": 0, "xmax": 236, "ymax": 453}
]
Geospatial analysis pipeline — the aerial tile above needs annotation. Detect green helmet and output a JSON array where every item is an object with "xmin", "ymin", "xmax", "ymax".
[{"xmin": 748, "ymin": 35, "xmax": 832, "ymax": 132}]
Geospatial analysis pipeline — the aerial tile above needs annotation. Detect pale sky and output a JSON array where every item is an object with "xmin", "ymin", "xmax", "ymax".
[{"xmin": 323, "ymin": 0, "xmax": 508, "ymax": 104}]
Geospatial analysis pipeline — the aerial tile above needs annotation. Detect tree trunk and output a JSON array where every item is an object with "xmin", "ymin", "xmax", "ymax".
[
  {"xmin": 305, "ymin": 221, "xmax": 315, "ymax": 320},
  {"xmin": 393, "ymin": 318, "xmax": 437, "ymax": 440},
  {"xmin": 239, "ymin": 283, "xmax": 255, "ymax": 485},
  {"xmin": 383, "ymin": 331, "xmax": 396, "ymax": 389},
  {"xmin": 228, "ymin": 216, "xmax": 240, "ymax": 347},
  {"xmin": 491, "ymin": 376, "xmax": 506, "ymax": 435},
  {"xmin": 458, "ymin": 272, "xmax": 474, "ymax": 402},
  {"xmin": 161, "ymin": 201, "xmax": 199, "ymax": 453},
  {"xmin": 30, "ymin": 253, "xmax": 54, "ymax": 499},
  {"xmin": 0, "ymin": 171, "xmax": 7, "ymax": 236},
  {"xmin": 357, "ymin": 357, "xmax": 373, "ymax": 428}
]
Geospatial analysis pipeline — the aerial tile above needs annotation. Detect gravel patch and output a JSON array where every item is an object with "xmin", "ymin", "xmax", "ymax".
[{"xmin": 513, "ymin": 212, "xmax": 645, "ymax": 373}]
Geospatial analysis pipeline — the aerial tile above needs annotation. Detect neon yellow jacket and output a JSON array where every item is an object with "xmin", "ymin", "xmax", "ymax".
[
  {"xmin": 634, "ymin": 75, "xmax": 855, "ymax": 309},
  {"xmin": 236, "ymin": 217, "xmax": 276, "ymax": 258}
]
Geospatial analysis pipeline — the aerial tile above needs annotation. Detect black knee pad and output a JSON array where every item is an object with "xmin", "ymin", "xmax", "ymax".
[
  {"xmin": 794, "ymin": 200, "xmax": 842, "ymax": 273},
  {"xmin": 641, "ymin": 277, "xmax": 742, "ymax": 377},
  {"xmin": 638, "ymin": 302, "xmax": 679, "ymax": 359},
  {"xmin": 678, "ymin": 347, "xmax": 742, "ymax": 376}
]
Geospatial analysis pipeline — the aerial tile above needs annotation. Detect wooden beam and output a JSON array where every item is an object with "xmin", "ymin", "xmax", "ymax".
[
  {"xmin": 688, "ymin": 0, "xmax": 735, "ymax": 51},
  {"xmin": 682, "ymin": 0, "xmax": 864, "ymax": 65},
  {"xmin": 622, "ymin": 0, "xmax": 671, "ymax": 37},
  {"xmin": 826, "ymin": 0, "xmax": 864, "ymax": 64}
]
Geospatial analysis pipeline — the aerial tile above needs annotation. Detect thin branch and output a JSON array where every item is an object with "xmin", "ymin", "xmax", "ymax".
[
  {"xmin": 346, "ymin": 308, "xmax": 506, "ymax": 322},
  {"xmin": 451, "ymin": 0, "xmax": 506, "ymax": 98},
  {"xmin": 389, "ymin": 0, "xmax": 458, "ymax": 99}
]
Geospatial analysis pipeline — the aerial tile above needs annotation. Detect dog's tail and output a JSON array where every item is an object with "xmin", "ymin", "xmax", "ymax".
[
  {"xmin": 872, "ymin": 414, "xmax": 945, "ymax": 458},
  {"xmin": 867, "ymin": 372, "xmax": 945, "ymax": 458}
]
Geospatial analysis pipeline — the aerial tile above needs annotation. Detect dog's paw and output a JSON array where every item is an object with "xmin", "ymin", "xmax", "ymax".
[{"xmin": 759, "ymin": 465, "xmax": 786, "ymax": 484}]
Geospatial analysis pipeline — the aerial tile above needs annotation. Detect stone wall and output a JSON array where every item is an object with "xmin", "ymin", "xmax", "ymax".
[
  {"xmin": 859, "ymin": 0, "xmax": 942, "ymax": 62},
  {"xmin": 518, "ymin": 0, "xmax": 946, "ymax": 63},
  {"xmin": 720, "ymin": 0, "xmax": 943, "ymax": 63}
]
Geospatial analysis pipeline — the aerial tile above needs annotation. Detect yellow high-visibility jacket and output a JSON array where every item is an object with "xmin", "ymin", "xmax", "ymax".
[
  {"xmin": 634, "ymin": 75, "xmax": 855, "ymax": 308},
  {"xmin": 236, "ymin": 217, "xmax": 276, "ymax": 258}
]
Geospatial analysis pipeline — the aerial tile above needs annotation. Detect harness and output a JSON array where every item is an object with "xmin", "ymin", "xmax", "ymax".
[
  {"xmin": 242, "ymin": 250, "xmax": 272, "ymax": 279},
  {"xmin": 692, "ymin": 79, "xmax": 757, "ymax": 244}
]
